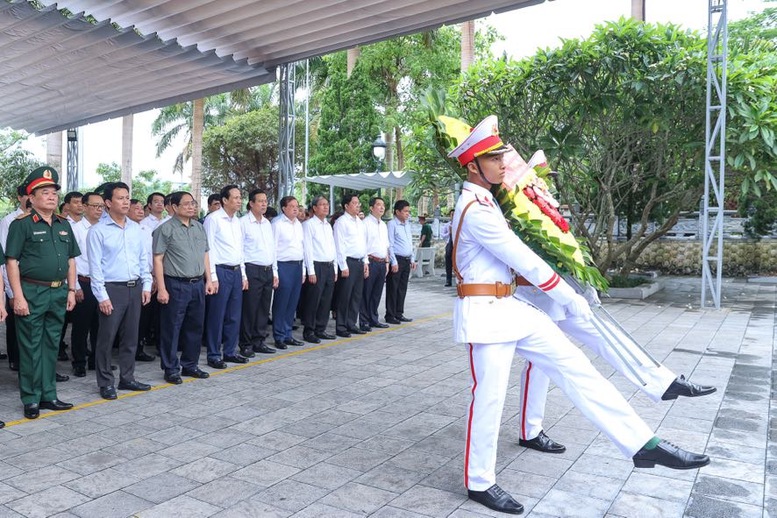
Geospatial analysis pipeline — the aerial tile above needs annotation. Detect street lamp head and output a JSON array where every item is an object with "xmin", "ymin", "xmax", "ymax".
[{"xmin": 372, "ymin": 135, "xmax": 386, "ymax": 160}]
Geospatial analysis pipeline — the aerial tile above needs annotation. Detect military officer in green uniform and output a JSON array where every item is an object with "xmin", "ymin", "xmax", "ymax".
[
  {"xmin": 5, "ymin": 166, "xmax": 78, "ymax": 419},
  {"xmin": 0, "ymin": 242, "xmax": 7, "ymax": 428}
]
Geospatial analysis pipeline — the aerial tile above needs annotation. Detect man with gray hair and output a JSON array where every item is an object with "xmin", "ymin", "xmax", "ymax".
[{"xmin": 301, "ymin": 196, "xmax": 337, "ymax": 343}]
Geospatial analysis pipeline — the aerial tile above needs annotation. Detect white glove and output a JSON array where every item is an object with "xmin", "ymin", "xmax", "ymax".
[
  {"xmin": 564, "ymin": 294, "xmax": 593, "ymax": 320},
  {"xmin": 583, "ymin": 285, "xmax": 601, "ymax": 306}
]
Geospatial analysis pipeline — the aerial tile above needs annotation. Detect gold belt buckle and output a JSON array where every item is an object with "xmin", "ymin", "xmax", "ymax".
[{"xmin": 50, "ymin": 280, "xmax": 62, "ymax": 288}]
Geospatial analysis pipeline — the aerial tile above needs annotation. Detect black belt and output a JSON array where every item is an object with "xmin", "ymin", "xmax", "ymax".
[
  {"xmin": 246, "ymin": 263, "xmax": 273, "ymax": 271},
  {"xmin": 106, "ymin": 279, "xmax": 140, "ymax": 287},
  {"xmin": 216, "ymin": 264, "xmax": 240, "ymax": 271},
  {"xmin": 164, "ymin": 274, "xmax": 203, "ymax": 283},
  {"xmin": 278, "ymin": 260, "xmax": 302, "ymax": 265},
  {"xmin": 346, "ymin": 256, "xmax": 363, "ymax": 262},
  {"xmin": 314, "ymin": 261, "xmax": 334, "ymax": 266},
  {"xmin": 22, "ymin": 277, "xmax": 65, "ymax": 288},
  {"xmin": 396, "ymin": 255, "xmax": 412, "ymax": 261},
  {"xmin": 368, "ymin": 255, "xmax": 387, "ymax": 263}
]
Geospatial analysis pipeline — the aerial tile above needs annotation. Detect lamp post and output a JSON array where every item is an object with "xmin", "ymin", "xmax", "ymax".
[{"xmin": 372, "ymin": 135, "xmax": 387, "ymax": 200}]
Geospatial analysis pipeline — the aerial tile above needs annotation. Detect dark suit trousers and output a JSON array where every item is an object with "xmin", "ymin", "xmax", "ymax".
[
  {"xmin": 70, "ymin": 278, "xmax": 99, "ymax": 368},
  {"xmin": 360, "ymin": 260, "xmax": 386, "ymax": 327},
  {"xmin": 138, "ymin": 294, "xmax": 159, "ymax": 352},
  {"xmin": 273, "ymin": 261, "xmax": 303, "ymax": 342},
  {"xmin": 336, "ymin": 257, "xmax": 364, "ymax": 333},
  {"xmin": 385, "ymin": 256, "xmax": 411, "ymax": 320},
  {"xmin": 160, "ymin": 276, "xmax": 205, "ymax": 375},
  {"xmin": 240, "ymin": 264, "xmax": 273, "ymax": 348},
  {"xmin": 445, "ymin": 239, "xmax": 453, "ymax": 284},
  {"xmin": 205, "ymin": 265, "xmax": 242, "ymax": 362},
  {"xmin": 302, "ymin": 261, "xmax": 335, "ymax": 335},
  {"xmin": 5, "ymin": 296, "xmax": 18, "ymax": 365},
  {"xmin": 96, "ymin": 283, "xmax": 142, "ymax": 388}
]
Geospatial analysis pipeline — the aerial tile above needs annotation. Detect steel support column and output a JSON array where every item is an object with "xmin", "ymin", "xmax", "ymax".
[
  {"xmin": 277, "ymin": 62, "xmax": 296, "ymax": 202},
  {"xmin": 701, "ymin": 0, "xmax": 728, "ymax": 309},
  {"xmin": 66, "ymin": 128, "xmax": 78, "ymax": 190}
]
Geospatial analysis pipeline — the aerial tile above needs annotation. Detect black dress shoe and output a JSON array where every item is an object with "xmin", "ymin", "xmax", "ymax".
[
  {"xmin": 385, "ymin": 318, "xmax": 401, "ymax": 325},
  {"xmin": 372, "ymin": 322, "xmax": 389, "ymax": 329},
  {"xmin": 348, "ymin": 328, "xmax": 367, "ymax": 335},
  {"xmin": 164, "ymin": 374, "xmax": 183, "ymax": 385},
  {"xmin": 40, "ymin": 399, "xmax": 73, "ymax": 411},
  {"xmin": 0, "ymin": 420, "xmax": 4, "ymax": 429},
  {"xmin": 181, "ymin": 367, "xmax": 210, "ymax": 379},
  {"xmin": 135, "ymin": 352, "xmax": 156, "ymax": 362},
  {"xmin": 315, "ymin": 332, "xmax": 336, "ymax": 340},
  {"xmin": 100, "ymin": 386, "xmax": 117, "ymax": 400},
  {"xmin": 274, "ymin": 341, "xmax": 288, "ymax": 350},
  {"xmin": 72, "ymin": 365, "xmax": 86, "ymax": 378},
  {"xmin": 335, "ymin": 331, "xmax": 352, "ymax": 338},
  {"xmin": 240, "ymin": 347, "xmax": 256, "ymax": 358},
  {"xmin": 58, "ymin": 349, "xmax": 69, "ymax": 361},
  {"xmin": 632, "ymin": 439, "xmax": 710, "ymax": 469},
  {"xmin": 661, "ymin": 375, "xmax": 717, "ymax": 401},
  {"xmin": 397, "ymin": 316, "xmax": 413, "ymax": 322},
  {"xmin": 223, "ymin": 354, "xmax": 249, "ymax": 364},
  {"xmin": 0, "ymin": 352, "xmax": 7, "ymax": 360},
  {"xmin": 359, "ymin": 325, "xmax": 372, "ymax": 333},
  {"xmin": 468, "ymin": 484, "xmax": 524, "ymax": 515},
  {"xmin": 56, "ymin": 373, "xmax": 69, "ymax": 382},
  {"xmin": 284, "ymin": 338, "xmax": 304, "ymax": 347},
  {"xmin": 518, "ymin": 430, "xmax": 566, "ymax": 454},
  {"xmin": 117, "ymin": 380, "xmax": 151, "ymax": 391},
  {"xmin": 303, "ymin": 334, "xmax": 321, "ymax": 344},
  {"xmin": 253, "ymin": 344, "xmax": 276, "ymax": 354},
  {"xmin": 8, "ymin": 361, "xmax": 18, "ymax": 372},
  {"xmin": 207, "ymin": 359, "xmax": 227, "ymax": 369},
  {"xmin": 444, "ymin": 283, "xmax": 452, "ymax": 287},
  {"xmin": 23, "ymin": 403, "xmax": 39, "ymax": 419}
]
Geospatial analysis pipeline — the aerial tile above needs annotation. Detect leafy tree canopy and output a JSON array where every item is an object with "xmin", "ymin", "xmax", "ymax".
[
  {"xmin": 93, "ymin": 162, "xmax": 178, "ymax": 204},
  {"xmin": 0, "ymin": 129, "xmax": 43, "ymax": 205}
]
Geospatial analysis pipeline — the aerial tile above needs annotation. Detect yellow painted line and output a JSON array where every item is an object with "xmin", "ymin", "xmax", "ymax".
[{"xmin": 2, "ymin": 311, "xmax": 451, "ymax": 428}]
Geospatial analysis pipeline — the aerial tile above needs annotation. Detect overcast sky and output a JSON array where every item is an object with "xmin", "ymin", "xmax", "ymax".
[{"xmin": 25, "ymin": 0, "xmax": 772, "ymax": 190}]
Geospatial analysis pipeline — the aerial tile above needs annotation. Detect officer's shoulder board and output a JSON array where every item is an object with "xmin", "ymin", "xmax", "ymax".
[
  {"xmin": 55, "ymin": 214, "xmax": 68, "ymax": 220},
  {"xmin": 474, "ymin": 194, "xmax": 494, "ymax": 208}
]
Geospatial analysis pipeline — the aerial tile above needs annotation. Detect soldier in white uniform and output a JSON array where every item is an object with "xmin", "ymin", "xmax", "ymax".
[
  {"xmin": 448, "ymin": 115, "xmax": 709, "ymax": 515},
  {"xmin": 515, "ymin": 281, "xmax": 716, "ymax": 454}
]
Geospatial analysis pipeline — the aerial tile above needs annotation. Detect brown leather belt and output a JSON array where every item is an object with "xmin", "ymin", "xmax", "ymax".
[
  {"xmin": 22, "ymin": 278, "xmax": 65, "ymax": 288},
  {"xmin": 515, "ymin": 275, "xmax": 532, "ymax": 286},
  {"xmin": 368, "ymin": 255, "xmax": 387, "ymax": 263},
  {"xmin": 457, "ymin": 281, "xmax": 515, "ymax": 299}
]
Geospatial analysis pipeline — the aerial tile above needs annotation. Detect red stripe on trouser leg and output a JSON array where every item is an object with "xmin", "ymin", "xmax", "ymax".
[
  {"xmin": 464, "ymin": 342, "xmax": 477, "ymax": 490},
  {"xmin": 521, "ymin": 362, "xmax": 532, "ymax": 440}
]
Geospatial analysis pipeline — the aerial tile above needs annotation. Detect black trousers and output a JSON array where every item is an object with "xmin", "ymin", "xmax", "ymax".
[
  {"xmin": 302, "ymin": 261, "xmax": 335, "ymax": 335},
  {"xmin": 240, "ymin": 264, "xmax": 274, "ymax": 349},
  {"xmin": 137, "ymin": 294, "xmax": 159, "ymax": 353},
  {"xmin": 360, "ymin": 260, "xmax": 387, "ymax": 327},
  {"xmin": 385, "ymin": 255, "xmax": 411, "ymax": 320},
  {"xmin": 70, "ymin": 279, "xmax": 99, "ymax": 368},
  {"xmin": 159, "ymin": 276, "xmax": 205, "ymax": 375},
  {"xmin": 5, "ymin": 296, "xmax": 18, "ymax": 365},
  {"xmin": 335, "ymin": 257, "xmax": 364, "ymax": 333},
  {"xmin": 445, "ymin": 239, "xmax": 453, "ymax": 284}
]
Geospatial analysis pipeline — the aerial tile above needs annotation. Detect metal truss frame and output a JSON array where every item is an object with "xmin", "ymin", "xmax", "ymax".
[{"xmin": 277, "ymin": 62, "xmax": 296, "ymax": 202}]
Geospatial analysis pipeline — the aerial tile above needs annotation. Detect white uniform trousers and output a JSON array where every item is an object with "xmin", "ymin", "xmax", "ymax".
[
  {"xmin": 518, "ymin": 315, "xmax": 677, "ymax": 441},
  {"xmin": 465, "ymin": 319, "xmax": 654, "ymax": 491}
]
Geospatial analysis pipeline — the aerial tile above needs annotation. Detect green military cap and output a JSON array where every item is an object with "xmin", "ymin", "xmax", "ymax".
[{"xmin": 23, "ymin": 166, "xmax": 60, "ymax": 195}]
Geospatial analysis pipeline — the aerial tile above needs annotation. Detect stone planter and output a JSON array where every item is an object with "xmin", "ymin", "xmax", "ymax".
[{"xmin": 605, "ymin": 280, "xmax": 663, "ymax": 299}]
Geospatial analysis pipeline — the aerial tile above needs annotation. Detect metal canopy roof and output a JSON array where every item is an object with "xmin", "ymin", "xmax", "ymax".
[
  {"xmin": 306, "ymin": 171, "xmax": 414, "ymax": 191},
  {"xmin": 0, "ymin": 0, "xmax": 542, "ymax": 135}
]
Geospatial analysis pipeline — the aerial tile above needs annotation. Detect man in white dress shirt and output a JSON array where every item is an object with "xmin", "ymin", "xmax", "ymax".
[
  {"xmin": 0, "ymin": 186, "xmax": 29, "ymax": 369},
  {"xmin": 140, "ymin": 192, "xmax": 166, "ymax": 233},
  {"xmin": 360, "ymin": 197, "xmax": 390, "ymax": 331},
  {"xmin": 301, "ymin": 196, "xmax": 337, "ymax": 344},
  {"xmin": 272, "ymin": 196, "xmax": 305, "ymax": 348},
  {"xmin": 333, "ymin": 194, "xmax": 369, "ymax": 338},
  {"xmin": 203, "ymin": 185, "xmax": 250, "ymax": 368},
  {"xmin": 240, "ymin": 189, "xmax": 278, "ymax": 356}
]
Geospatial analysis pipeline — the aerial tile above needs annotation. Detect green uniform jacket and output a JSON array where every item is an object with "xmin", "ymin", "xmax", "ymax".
[{"xmin": 5, "ymin": 210, "xmax": 80, "ymax": 280}]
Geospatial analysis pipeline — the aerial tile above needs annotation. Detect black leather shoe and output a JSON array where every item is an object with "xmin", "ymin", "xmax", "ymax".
[
  {"xmin": 207, "ymin": 359, "xmax": 227, "ymax": 369},
  {"xmin": 58, "ymin": 349, "xmax": 69, "ymax": 361},
  {"xmin": 661, "ymin": 375, "xmax": 717, "ymax": 401},
  {"xmin": 9, "ymin": 361, "xmax": 18, "ymax": 372},
  {"xmin": 100, "ymin": 386, "xmax": 117, "ymax": 400},
  {"xmin": 303, "ymin": 334, "xmax": 321, "ymax": 344},
  {"xmin": 135, "ymin": 352, "xmax": 156, "ymax": 362},
  {"xmin": 315, "ymin": 332, "xmax": 336, "ymax": 340},
  {"xmin": 632, "ymin": 439, "xmax": 710, "ymax": 469},
  {"xmin": 56, "ymin": 373, "xmax": 69, "ymax": 382},
  {"xmin": 181, "ymin": 367, "xmax": 210, "ymax": 379},
  {"xmin": 165, "ymin": 374, "xmax": 183, "ymax": 385},
  {"xmin": 372, "ymin": 322, "xmax": 389, "ymax": 329},
  {"xmin": 40, "ymin": 399, "xmax": 73, "ymax": 411},
  {"xmin": 335, "ymin": 331, "xmax": 352, "ymax": 338},
  {"xmin": 240, "ymin": 347, "xmax": 256, "ymax": 358},
  {"xmin": 444, "ymin": 283, "xmax": 452, "ymax": 287},
  {"xmin": 468, "ymin": 484, "xmax": 524, "ymax": 515},
  {"xmin": 359, "ymin": 325, "xmax": 372, "ymax": 333},
  {"xmin": 223, "ymin": 354, "xmax": 249, "ymax": 364},
  {"xmin": 117, "ymin": 380, "xmax": 151, "ymax": 391},
  {"xmin": 274, "ymin": 341, "xmax": 288, "ymax": 350},
  {"xmin": 348, "ymin": 328, "xmax": 367, "ymax": 335},
  {"xmin": 284, "ymin": 338, "xmax": 304, "ymax": 347},
  {"xmin": 254, "ymin": 344, "xmax": 276, "ymax": 354},
  {"xmin": 0, "ymin": 420, "xmax": 4, "ymax": 429},
  {"xmin": 397, "ymin": 316, "xmax": 413, "ymax": 322},
  {"xmin": 518, "ymin": 430, "xmax": 566, "ymax": 454},
  {"xmin": 385, "ymin": 318, "xmax": 401, "ymax": 325},
  {"xmin": 23, "ymin": 403, "xmax": 39, "ymax": 419},
  {"xmin": 72, "ymin": 365, "xmax": 86, "ymax": 378},
  {"xmin": 0, "ymin": 352, "xmax": 7, "ymax": 360}
]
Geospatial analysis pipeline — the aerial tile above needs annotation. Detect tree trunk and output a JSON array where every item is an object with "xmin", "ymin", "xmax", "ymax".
[
  {"xmin": 121, "ymin": 115, "xmax": 133, "ymax": 190},
  {"xmin": 394, "ymin": 126, "xmax": 404, "ymax": 170},
  {"xmin": 385, "ymin": 128, "xmax": 394, "ymax": 173},
  {"xmin": 631, "ymin": 0, "xmax": 645, "ymax": 21},
  {"xmin": 347, "ymin": 47, "xmax": 360, "ymax": 78},
  {"xmin": 192, "ymin": 98, "xmax": 204, "ymax": 205},
  {"xmin": 46, "ymin": 132, "xmax": 63, "ymax": 175},
  {"xmin": 460, "ymin": 21, "xmax": 475, "ymax": 73}
]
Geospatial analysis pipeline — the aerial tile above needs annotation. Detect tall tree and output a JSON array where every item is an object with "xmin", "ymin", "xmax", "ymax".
[{"xmin": 0, "ymin": 129, "xmax": 43, "ymax": 202}]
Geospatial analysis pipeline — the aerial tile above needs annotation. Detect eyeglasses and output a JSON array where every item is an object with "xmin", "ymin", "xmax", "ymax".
[
  {"xmin": 178, "ymin": 201, "xmax": 198, "ymax": 207},
  {"xmin": 86, "ymin": 204, "xmax": 105, "ymax": 209}
]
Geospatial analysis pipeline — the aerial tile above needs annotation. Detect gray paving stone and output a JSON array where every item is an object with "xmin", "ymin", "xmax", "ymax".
[
  {"xmin": 389, "ymin": 485, "xmax": 468, "ymax": 517},
  {"xmin": 694, "ymin": 474, "xmax": 764, "ymax": 507},
  {"xmin": 319, "ymin": 481, "xmax": 398, "ymax": 515},
  {"xmin": 0, "ymin": 482, "xmax": 25, "ymax": 506},
  {"xmin": 5, "ymin": 466, "xmax": 80, "ymax": 494},
  {"xmin": 170, "ymin": 457, "xmax": 241, "ymax": 484},
  {"xmin": 56, "ymin": 451, "xmax": 126, "ymax": 476},
  {"xmin": 290, "ymin": 462, "xmax": 363, "ymax": 490},
  {"xmin": 209, "ymin": 442, "xmax": 278, "ymax": 466},
  {"xmin": 136, "ymin": 495, "xmax": 222, "ymax": 518},
  {"xmin": 609, "ymin": 492, "xmax": 686, "ymax": 518},
  {"xmin": 265, "ymin": 445, "xmax": 334, "ymax": 469},
  {"xmin": 530, "ymin": 488, "xmax": 611, "ymax": 518},
  {"xmin": 356, "ymin": 463, "xmax": 427, "ymax": 493},
  {"xmin": 553, "ymin": 470, "xmax": 624, "ymax": 501},
  {"xmin": 686, "ymin": 493, "xmax": 764, "ymax": 518},
  {"xmin": 211, "ymin": 498, "xmax": 291, "ymax": 518},
  {"xmin": 5, "ymin": 485, "xmax": 90, "ymax": 518},
  {"xmin": 230, "ymin": 460, "xmax": 300, "ymax": 487},
  {"xmin": 289, "ymin": 502, "xmax": 362, "ymax": 517},
  {"xmin": 63, "ymin": 467, "xmax": 142, "ymax": 499},
  {"xmin": 185, "ymin": 477, "xmax": 264, "ymax": 508},
  {"xmin": 326, "ymin": 447, "xmax": 394, "ymax": 472},
  {"xmin": 253, "ymin": 479, "xmax": 330, "ymax": 513},
  {"xmin": 124, "ymin": 472, "xmax": 201, "ymax": 504},
  {"xmin": 70, "ymin": 490, "xmax": 152, "ymax": 518}
]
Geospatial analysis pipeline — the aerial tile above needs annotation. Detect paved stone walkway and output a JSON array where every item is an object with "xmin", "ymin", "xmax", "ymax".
[{"xmin": 0, "ymin": 275, "xmax": 772, "ymax": 517}]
